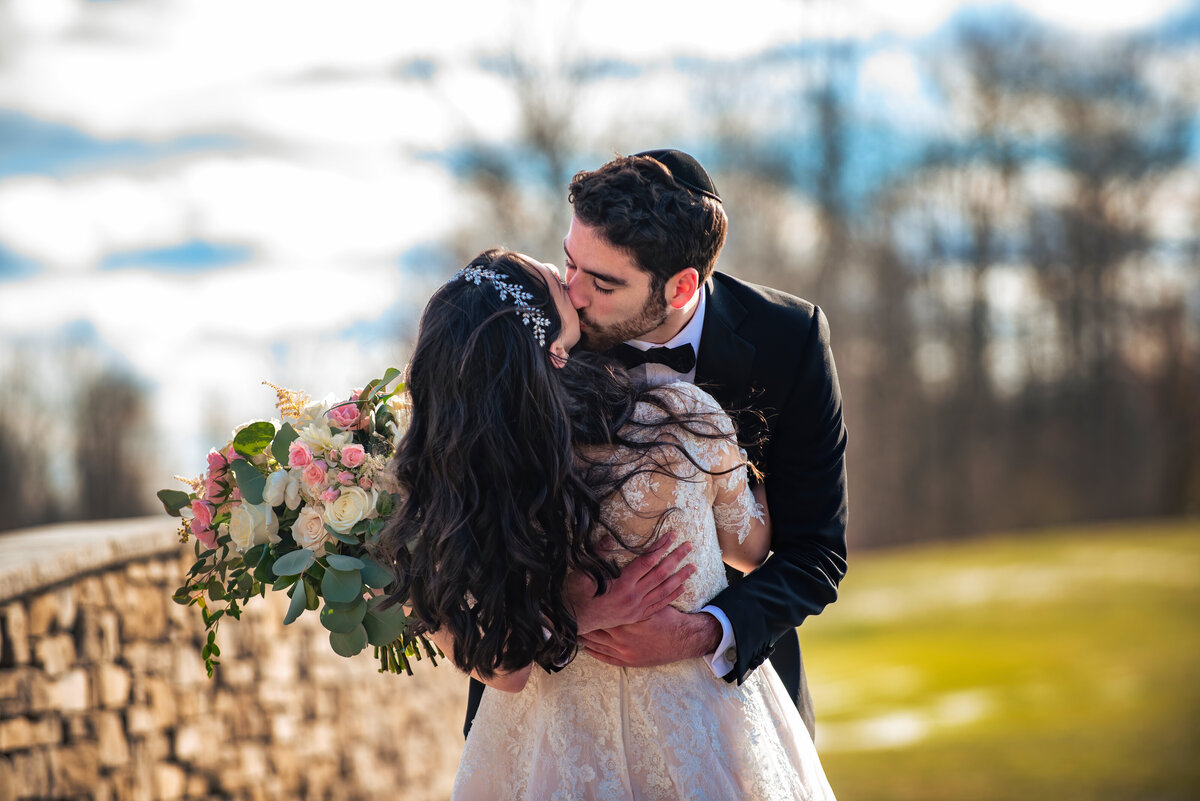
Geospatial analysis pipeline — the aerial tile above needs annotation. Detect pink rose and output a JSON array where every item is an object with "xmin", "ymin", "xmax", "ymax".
[
  {"xmin": 340, "ymin": 444, "xmax": 366, "ymax": 469},
  {"xmin": 206, "ymin": 449, "xmax": 226, "ymax": 475},
  {"xmin": 190, "ymin": 500, "xmax": 215, "ymax": 528},
  {"xmin": 302, "ymin": 459, "xmax": 327, "ymax": 486},
  {"xmin": 203, "ymin": 477, "xmax": 226, "ymax": 502},
  {"xmin": 190, "ymin": 518, "xmax": 218, "ymax": 550},
  {"xmin": 358, "ymin": 477, "xmax": 373, "ymax": 490},
  {"xmin": 321, "ymin": 487, "xmax": 340, "ymax": 503},
  {"xmin": 327, "ymin": 402, "xmax": 361, "ymax": 430},
  {"xmin": 337, "ymin": 471, "xmax": 354, "ymax": 485},
  {"xmin": 288, "ymin": 441, "xmax": 313, "ymax": 468}
]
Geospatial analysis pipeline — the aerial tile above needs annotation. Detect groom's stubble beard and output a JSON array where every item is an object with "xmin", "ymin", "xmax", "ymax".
[{"xmin": 577, "ymin": 288, "xmax": 670, "ymax": 353}]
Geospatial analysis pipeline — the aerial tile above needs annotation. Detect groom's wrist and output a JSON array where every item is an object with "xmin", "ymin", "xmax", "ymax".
[{"xmin": 677, "ymin": 610, "xmax": 723, "ymax": 658}]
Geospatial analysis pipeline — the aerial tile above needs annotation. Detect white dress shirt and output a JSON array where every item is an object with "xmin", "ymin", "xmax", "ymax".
[{"xmin": 623, "ymin": 287, "xmax": 739, "ymax": 679}]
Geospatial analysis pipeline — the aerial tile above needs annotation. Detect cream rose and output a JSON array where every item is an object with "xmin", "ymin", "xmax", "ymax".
[
  {"xmin": 283, "ymin": 471, "xmax": 303, "ymax": 509},
  {"xmin": 228, "ymin": 502, "xmax": 281, "ymax": 552},
  {"xmin": 263, "ymin": 470, "xmax": 288, "ymax": 507},
  {"xmin": 323, "ymin": 486, "xmax": 377, "ymax": 534},
  {"xmin": 298, "ymin": 422, "xmax": 352, "ymax": 456},
  {"xmin": 292, "ymin": 506, "xmax": 331, "ymax": 556}
]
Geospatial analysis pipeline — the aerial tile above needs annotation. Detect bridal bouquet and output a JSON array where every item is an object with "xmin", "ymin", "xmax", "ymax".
[{"xmin": 158, "ymin": 368, "xmax": 439, "ymax": 678}]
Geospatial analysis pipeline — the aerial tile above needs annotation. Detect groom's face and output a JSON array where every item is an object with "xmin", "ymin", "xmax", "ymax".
[{"xmin": 562, "ymin": 217, "xmax": 669, "ymax": 352}]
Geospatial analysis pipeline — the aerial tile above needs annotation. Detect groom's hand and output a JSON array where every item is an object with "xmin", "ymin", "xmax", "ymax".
[
  {"xmin": 580, "ymin": 607, "xmax": 722, "ymax": 668},
  {"xmin": 565, "ymin": 531, "xmax": 695, "ymax": 635}
]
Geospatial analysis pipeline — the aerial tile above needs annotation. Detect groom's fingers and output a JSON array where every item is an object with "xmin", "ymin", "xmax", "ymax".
[
  {"xmin": 636, "ymin": 540, "xmax": 693, "ymax": 594},
  {"xmin": 622, "ymin": 531, "xmax": 677, "ymax": 579},
  {"xmin": 640, "ymin": 568, "xmax": 694, "ymax": 617},
  {"xmin": 579, "ymin": 635, "xmax": 628, "ymax": 665}
]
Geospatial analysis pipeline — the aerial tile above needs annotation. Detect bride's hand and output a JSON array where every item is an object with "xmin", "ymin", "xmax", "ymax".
[{"xmin": 565, "ymin": 531, "xmax": 695, "ymax": 635}]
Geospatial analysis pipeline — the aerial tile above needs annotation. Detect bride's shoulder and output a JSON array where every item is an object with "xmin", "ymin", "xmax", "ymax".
[
  {"xmin": 648, "ymin": 381, "xmax": 724, "ymax": 415},
  {"xmin": 634, "ymin": 382, "xmax": 731, "ymax": 435}
]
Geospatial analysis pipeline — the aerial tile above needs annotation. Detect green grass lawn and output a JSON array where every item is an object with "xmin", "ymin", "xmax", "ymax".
[{"xmin": 801, "ymin": 519, "xmax": 1200, "ymax": 801}]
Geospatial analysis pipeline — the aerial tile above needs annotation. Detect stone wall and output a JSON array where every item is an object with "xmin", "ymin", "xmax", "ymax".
[{"xmin": 0, "ymin": 519, "xmax": 467, "ymax": 801}]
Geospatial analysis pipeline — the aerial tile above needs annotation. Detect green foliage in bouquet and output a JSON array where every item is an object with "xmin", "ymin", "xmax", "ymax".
[{"xmin": 158, "ymin": 368, "xmax": 441, "ymax": 678}]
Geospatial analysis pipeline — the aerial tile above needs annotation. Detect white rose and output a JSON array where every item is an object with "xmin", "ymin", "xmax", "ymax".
[
  {"xmin": 283, "ymin": 470, "xmax": 303, "ymax": 510},
  {"xmin": 228, "ymin": 502, "xmax": 281, "ymax": 552},
  {"xmin": 323, "ymin": 486, "xmax": 377, "ymax": 534},
  {"xmin": 263, "ymin": 470, "xmax": 288, "ymax": 507},
  {"xmin": 299, "ymin": 422, "xmax": 351, "ymax": 456},
  {"xmin": 293, "ymin": 506, "xmax": 331, "ymax": 556}
]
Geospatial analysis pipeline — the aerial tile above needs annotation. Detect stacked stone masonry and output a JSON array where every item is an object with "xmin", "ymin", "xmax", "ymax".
[{"xmin": 0, "ymin": 520, "xmax": 467, "ymax": 801}]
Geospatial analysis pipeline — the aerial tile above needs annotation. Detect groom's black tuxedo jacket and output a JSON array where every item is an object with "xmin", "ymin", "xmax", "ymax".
[
  {"xmin": 462, "ymin": 271, "xmax": 848, "ymax": 737},
  {"xmin": 694, "ymin": 271, "xmax": 848, "ymax": 734}
]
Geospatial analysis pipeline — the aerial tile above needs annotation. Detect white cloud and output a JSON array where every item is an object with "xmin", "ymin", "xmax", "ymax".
[
  {"xmin": 857, "ymin": 48, "xmax": 943, "ymax": 127},
  {"xmin": 0, "ymin": 154, "xmax": 458, "ymax": 269},
  {"xmin": 861, "ymin": 50, "xmax": 923, "ymax": 98},
  {"xmin": 1013, "ymin": 0, "xmax": 1189, "ymax": 34}
]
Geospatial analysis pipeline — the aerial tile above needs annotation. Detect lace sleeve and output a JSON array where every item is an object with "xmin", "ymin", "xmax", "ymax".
[
  {"xmin": 658, "ymin": 383, "xmax": 766, "ymax": 545},
  {"xmin": 713, "ymin": 467, "xmax": 766, "ymax": 544}
]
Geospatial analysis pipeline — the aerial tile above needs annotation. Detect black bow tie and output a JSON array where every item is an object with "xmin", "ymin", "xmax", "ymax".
[{"xmin": 610, "ymin": 343, "xmax": 697, "ymax": 374}]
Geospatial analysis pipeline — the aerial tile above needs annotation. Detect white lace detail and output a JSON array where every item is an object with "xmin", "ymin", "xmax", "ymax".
[{"xmin": 451, "ymin": 382, "xmax": 835, "ymax": 801}]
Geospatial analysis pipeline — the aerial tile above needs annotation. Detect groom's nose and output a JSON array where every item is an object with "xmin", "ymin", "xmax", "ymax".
[{"xmin": 565, "ymin": 267, "xmax": 587, "ymax": 310}]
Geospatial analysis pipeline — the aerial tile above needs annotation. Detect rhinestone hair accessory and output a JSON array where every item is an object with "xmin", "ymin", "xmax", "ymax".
[{"xmin": 453, "ymin": 265, "xmax": 553, "ymax": 347}]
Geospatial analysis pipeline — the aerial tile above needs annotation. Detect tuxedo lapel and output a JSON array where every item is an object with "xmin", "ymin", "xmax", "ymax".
[{"xmin": 695, "ymin": 275, "xmax": 756, "ymax": 409}]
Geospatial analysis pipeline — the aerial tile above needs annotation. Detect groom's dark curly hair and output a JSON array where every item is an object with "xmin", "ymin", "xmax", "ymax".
[
  {"xmin": 569, "ymin": 154, "xmax": 728, "ymax": 293},
  {"xmin": 378, "ymin": 249, "xmax": 750, "ymax": 679}
]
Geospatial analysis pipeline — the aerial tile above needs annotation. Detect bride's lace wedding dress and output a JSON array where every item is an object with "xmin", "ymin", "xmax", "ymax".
[{"xmin": 452, "ymin": 382, "xmax": 836, "ymax": 801}]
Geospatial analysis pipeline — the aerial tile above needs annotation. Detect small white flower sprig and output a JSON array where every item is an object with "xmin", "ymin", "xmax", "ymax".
[
  {"xmin": 455, "ymin": 264, "xmax": 552, "ymax": 346},
  {"xmin": 158, "ymin": 368, "xmax": 440, "ymax": 678}
]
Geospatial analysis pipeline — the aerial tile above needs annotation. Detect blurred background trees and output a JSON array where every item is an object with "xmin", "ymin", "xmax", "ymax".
[
  {"xmin": 443, "ymin": 8, "xmax": 1200, "ymax": 548},
  {"xmin": 0, "ymin": 4, "xmax": 1195, "ymax": 550}
]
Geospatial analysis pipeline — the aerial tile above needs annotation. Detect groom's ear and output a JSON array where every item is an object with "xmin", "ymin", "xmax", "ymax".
[{"xmin": 666, "ymin": 268, "xmax": 700, "ymax": 310}]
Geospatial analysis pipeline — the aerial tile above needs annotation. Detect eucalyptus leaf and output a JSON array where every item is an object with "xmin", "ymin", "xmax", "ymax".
[
  {"xmin": 271, "ymin": 548, "xmax": 315, "ymax": 577},
  {"xmin": 233, "ymin": 421, "xmax": 276, "ymax": 458},
  {"xmin": 326, "ymin": 523, "xmax": 358, "ymax": 545},
  {"xmin": 271, "ymin": 422, "xmax": 300, "ymax": 467},
  {"xmin": 271, "ymin": 573, "xmax": 300, "ymax": 591},
  {"xmin": 362, "ymin": 605, "xmax": 407, "ymax": 647},
  {"xmin": 321, "ymin": 567, "xmax": 363, "ymax": 604},
  {"xmin": 253, "ymin": 552, "xmax": 276, "ymax": 583},
  {"xmin": 329, "ymin": 624, "xmax": 369, "ymax": 657},
  {"xmin": 304, "ymin": 576, "xmax": 320, "ymax": 610},
  {"xmin": 283, "ymin": 583, "xmax": 307, "ymax": 625},
  {"xmin": 319, "ymin": 597, "xmax": 367, "ymax": 634},
  {"xmin": 157, "ymin": 489, "xmax": 192, "ymax": 517},
  {"xmin": 360, "ymin": 557, "xmax": 393, "ymax": 589},
  {"xmin": 326, "ymin": 554, "xmax": 365, "ymax": 571},
  {"xmin": 243, "ymin": 543, "xmax": 268, "ymax": 568},
  {"xmin": 229, "ymin": 460, "xmax": 266, "ymax": 505},
  {"xmin": 367, "ymin": 519, "xmax": 386, "ymax": 541}
]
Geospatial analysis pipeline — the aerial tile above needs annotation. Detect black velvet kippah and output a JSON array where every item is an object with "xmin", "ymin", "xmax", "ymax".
[{"xmin": 633, "ymin": 148, "xmax": 721, "ymax": 202}]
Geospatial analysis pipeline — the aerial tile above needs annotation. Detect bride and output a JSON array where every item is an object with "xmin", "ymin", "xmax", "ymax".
[{"xmin": 379, "ymin": 248, "xmax": 835, "ymax": 801}]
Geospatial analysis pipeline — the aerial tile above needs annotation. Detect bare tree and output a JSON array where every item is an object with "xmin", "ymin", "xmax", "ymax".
[{"xmin": 74, "ymin": 370, "xmax": 152, "ymax": 521}]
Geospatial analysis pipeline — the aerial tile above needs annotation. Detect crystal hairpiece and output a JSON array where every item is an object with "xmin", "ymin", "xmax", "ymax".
[{"xmin": 453, "ymin": 265, "xmax": 553, "ymax": 347}]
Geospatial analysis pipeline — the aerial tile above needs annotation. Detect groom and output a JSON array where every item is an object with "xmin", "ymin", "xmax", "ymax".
[{"xmin": 465, "ymin": 149, "xmax": 848, "ymax": 737}]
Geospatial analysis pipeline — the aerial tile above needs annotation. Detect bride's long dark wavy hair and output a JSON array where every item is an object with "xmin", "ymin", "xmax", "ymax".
[{"xmin": 379, "ymin": 248, "xmax": 755, "ymax": 679}]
